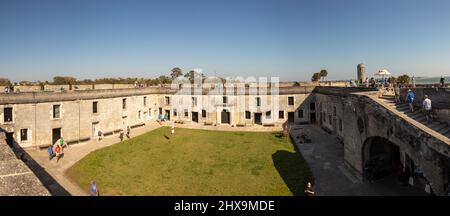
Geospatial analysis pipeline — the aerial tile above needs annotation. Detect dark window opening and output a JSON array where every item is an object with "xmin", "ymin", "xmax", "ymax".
[
  {"xmin": 266, "ymin": 111, "xmax": 271, "ymax": 119},
  {"xmin": 333, "ymin": 106, "xmax": 337, "ymax": 116},
  {"xmin": 20, "ymin": 128, "xmax": 28, "ymax": 141},
  {"xmin": 279, "ymin": 111, "xmax": 284, "ymax": 119},
  {"xmin": 93, "ymin": 101, "xmax": 98, "ymax": 113},
  {"xmin": 53, "ymin": 105, "xmax": 60, "ymax": 118},
  {"xmin": 184, "ymin": 109, "xmax": 188, "ymax": 117},
  {"xmin": 223, "ymin": 96, "xmax": 227, "ymax": 104},
  {"xmin": 122, "ymin": 98, "xmax": 127, "ymax": 109},
  {"xmin": 245, "ymin": 111, "xmax": 251, "ymax": 119},
  {"xmin": 288, "ymin": 97, "xmax": 294, "ymax": 105},
  {"xmin": 173, "ymin": 109, "xmax": 177, "ymax": 116},
  {"xmin": 298, "ymin": 109, "xmax": 304, "ymax": 118},
  {"xmin": 143, "ymin": 96, "xmax": 147, "ymax": 106},
  {"xmin": 256, "ymin": 97, "xmax": 261, "ymax": 106},
  {"xmin": 202, "ymin": 109, "xmax": 206, "ymax": 118},
  {"xmin": 310, "ymin": 102, "xmax": 316, "ymax": 111},
  {"xmin": 4, "ymin": 107, "xmax": 12, "ymax": 122},
  {"xmin": 165, "ymin": 96, "xmax": 170, "ymax": 105}
]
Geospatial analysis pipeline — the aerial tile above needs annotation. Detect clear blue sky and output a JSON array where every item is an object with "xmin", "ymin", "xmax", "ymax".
[{"xmin": 1, "ymin": 0, "xmax": 450, "ymax": 82}]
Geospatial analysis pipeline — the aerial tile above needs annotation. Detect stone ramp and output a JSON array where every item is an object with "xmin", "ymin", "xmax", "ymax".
[
  {"xmin": 0, "ymin": 132, "xmax": 50, "ymax": 196},
  {"xmin": 378, "ymin": 95, "xmax": 450, "ymax": 139}
]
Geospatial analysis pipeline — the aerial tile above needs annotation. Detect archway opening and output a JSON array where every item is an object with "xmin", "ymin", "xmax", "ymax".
[
  {"xmin": 363, "ymin": 137, "xmax": 401, "ymax": 180},
  {"xmin": 362, "ymin": 136, "xmax": 430, "ymax": 195}
]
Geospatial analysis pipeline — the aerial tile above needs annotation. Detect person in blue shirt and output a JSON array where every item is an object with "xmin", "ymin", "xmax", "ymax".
[
  {"xmin": 406, "ymin": 89, "xmax": 415, "ymax": 112},
  {"xmin": 48, "ymin": 145, "xmax": 54, "ymax": 160},
  {"xmin": 90, "ymin": 181, "xmax": 99, "ymax": 196}
]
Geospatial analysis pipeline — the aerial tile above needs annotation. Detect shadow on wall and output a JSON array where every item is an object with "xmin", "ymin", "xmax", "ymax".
[
  {"xmin": 271, "ymin": 140, "xmax": 313, "ymax": 196},
  {"xmin": 0, "ymin": 128, "xmax": 71, "ymax": 196}
]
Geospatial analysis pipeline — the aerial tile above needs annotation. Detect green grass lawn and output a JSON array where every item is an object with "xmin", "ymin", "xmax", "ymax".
[{"xmin": 67, "ymin": 127, "xmax": 311, "ymax": 196}]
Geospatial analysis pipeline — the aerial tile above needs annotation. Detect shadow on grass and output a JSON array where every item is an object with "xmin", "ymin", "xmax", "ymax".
[{"xmin": 272, "ymin": 145, "xmax": 313, "ymax": 196}]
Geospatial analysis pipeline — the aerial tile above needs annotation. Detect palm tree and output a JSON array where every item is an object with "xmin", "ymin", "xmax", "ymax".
[
  {"xmin": 319, "ymin": 69, "xmax": 328, "ymax": 81},
  {"xmin": 170, "ymin": 67, "xmax": 183, "ymax": 79}
]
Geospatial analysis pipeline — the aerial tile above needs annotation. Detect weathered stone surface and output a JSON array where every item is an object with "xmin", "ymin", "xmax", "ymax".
[
  {"xmin": 314, "ymin": 87, "xmax": 450, "ymax": 195},
  {"xmin": 0, "ymin": 132, "xmax": 50, "ymax": 196}
]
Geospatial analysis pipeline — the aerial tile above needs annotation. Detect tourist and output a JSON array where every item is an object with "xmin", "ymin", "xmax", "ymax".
[
  {"xmin": 48, "ymin": 144, "xmax": 54, "ymax": 160},
  {"xmin": 119, "ymin": 130, "xmax": 124, "ymax": 141},
  {"xmin": 411, "ymin": 76, "xmax": 416, "ymax": 88},
  {"xmin": 364, "ymin": 162, "xmax": 372, "ymax": 182},
  {"xmin": 365, "ymin": 77, "xmax": 369, "ymax": 87},
  {"xmin": 406, "ymin": 89, "xmax": 415, "ymax": 112},
  {"xmin": 126, "ymin": 126, "xmax": 131, "ymax": 139},
  {"xmin": 171, "ymin": 121, "xmax": 175, "ymax": 135},
  {"xmin": 422, "ymin": 95, "xmax": 432, "ymax": 123},
  {"xmin": 304, "ymin": 182, "xmax": 315, "ymax": 196},
  {"xmin": 440, "ymin": 76, "xmax": 445, "ymax": 87},
  {"xmin": 394, "ymin": 85, "xmax": 400, "ymax": 103},
  {"xmin": 60, "ymin": 137, "xmax": 67, "ymax": 149},
  {"xmin": 90, "ymin": 181, "xmax": 99, "ymax": 196},
  {"xmin": 98, "ymin": 130, "xmax": 103, "ymax": 142},
  {"xmin": 54, "ymin": 143, "xmax": 63, "ymax": 162},
  {"xmin": 4, "ymin": 86, "xmax": 9, "ymax": 93},
  {"xmin": 425, "ymin": 181, "xmax": 433, "ymax": 195}
]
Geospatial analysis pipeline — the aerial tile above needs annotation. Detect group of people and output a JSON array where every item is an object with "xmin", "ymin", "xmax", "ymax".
[
  {"xmin": 4, "ymin": 86, "xmax": 13, "ymax": 93},
  {"xmin": 119, "ymin": 126, "xmax": 131, "ymax": 141},
  {"xmin": 47, "ymin": 137, "xmax": 67, "ymax": 162},
  {"xmin": 349, "ymin": 77, "xmax": 391, "ymax": 88},
  {"xmin": 403, "ymin": 89, "xmax": 433, "ymax": 123},
  {"xmin": 157, "ymin": 113, "xmax": 169, "ymax": 124}
]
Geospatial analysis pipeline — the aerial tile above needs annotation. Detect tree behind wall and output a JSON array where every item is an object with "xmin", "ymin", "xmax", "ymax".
[
  {"xmin": 319, "ymin": 69, "xmax": 328, "ymax": 81},
  {"xmin": 53, "ymin": 76, "xmax": 77, "ymax": 85},
  {"xmin": 170, "ymin": 67, "xmax": 183, "ymax": 79},
  {"xmin": 0, "ymin": 78, "xmax": 12, "ymax": 86},
  {"xmin": 397, "ymin": 74, "xmax": 410, "ymax": 85},
  {"xmin": 311, "ymin": 73, "xmax": 321, "ymax": 82}
]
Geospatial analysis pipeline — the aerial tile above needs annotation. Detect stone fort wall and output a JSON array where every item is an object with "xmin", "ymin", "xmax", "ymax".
[
  {"xmin": 0, "ymin": 86, "xmax": 316, "ymax": 149},
  {"xmin": 313, "ymin": 87, "xmax": 450, "ymax": 195}
]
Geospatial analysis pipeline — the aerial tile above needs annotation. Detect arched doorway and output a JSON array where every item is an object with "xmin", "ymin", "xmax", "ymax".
[
  {"xmin": 362, "ymin": 137, "xmax": 430, "ymax": 195},
  {"xmin": 362, "ymin": 137, "xmax": 401, "ymax": 180}
]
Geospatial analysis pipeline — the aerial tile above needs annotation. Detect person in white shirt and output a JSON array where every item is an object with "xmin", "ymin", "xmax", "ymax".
[
  {"xmin": 422, "ymin": 95, "xmax": 432, "ymax": 123},
  {"xmin": 171, "ymin": 121, "xmax": 175, "ymax": 135}
]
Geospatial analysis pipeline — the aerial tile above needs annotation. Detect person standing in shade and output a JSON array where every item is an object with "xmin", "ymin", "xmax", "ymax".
[
  {"xmin": 422, "ymin": 95, "xmax": 432, "ymax": 123},
  {"xmin": 304, "ymin": 182, "xmax": 315, "ymax": 196},
  {"xmin": 406, "ymin": 89, "xmax": 415, "ymax": 112}
]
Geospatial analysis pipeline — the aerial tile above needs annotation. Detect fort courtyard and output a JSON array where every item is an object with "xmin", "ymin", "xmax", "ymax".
[{"xmin": 66, "ymin": 127, "xmax": 311, "ymax": 195}]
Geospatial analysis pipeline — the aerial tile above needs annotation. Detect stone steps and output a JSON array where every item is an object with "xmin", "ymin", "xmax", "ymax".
[
  {"xmin": 379, "ymin": 96, "xmax": 450, "ymax": 140},
  {"xmin": 436, "ymin": 125, "xmax": 449, "ymax": 133}
]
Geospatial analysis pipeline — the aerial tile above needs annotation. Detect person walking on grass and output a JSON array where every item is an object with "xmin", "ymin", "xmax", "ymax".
[
  {"xmin": 406, "ymin": 89, "xmax": 415, "ymax": 112},
  {"xmin": 90, "ymin": 181, "xmax": 99, "ymax": 196},
  {"xmin": 422, "ymin": 95, "xmax": 432, "ymax": 123},
  {"xmin": 171, "ymin": 120, "xmax": 175, "ymax": 135}
]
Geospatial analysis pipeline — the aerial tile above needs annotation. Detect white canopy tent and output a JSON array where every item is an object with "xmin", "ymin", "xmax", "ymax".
[{"xmin": 374, "ymin": 69, "xmax": 392, "ymax": 78}]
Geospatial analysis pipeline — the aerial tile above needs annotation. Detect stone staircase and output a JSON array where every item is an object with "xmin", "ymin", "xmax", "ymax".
[{"xmin": 378, "ymin": 95, "xmax": 450, "ymax": 139}]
